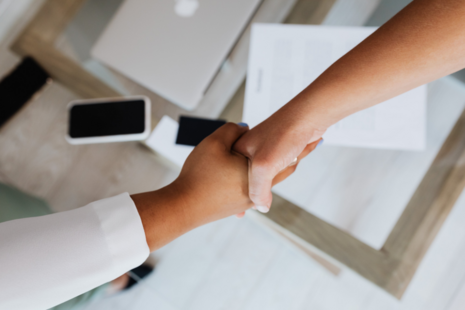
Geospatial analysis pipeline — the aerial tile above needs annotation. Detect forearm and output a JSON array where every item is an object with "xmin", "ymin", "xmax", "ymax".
[
  {"xmin": 131, "ymin": 124, "xmax": 253, "ymax": 252},
  {"xmin": 131, "ymin": 183, "xmax": 200, "ymax": 252},
  {"xmin": 287, "ymin": 0, "xmax": 465, "ymax": 131}
]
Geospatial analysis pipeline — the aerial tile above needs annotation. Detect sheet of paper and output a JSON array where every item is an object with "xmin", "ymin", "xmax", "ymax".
[{"xmin": 243, "ymin": 24, "xmax": 426, "ymax": 150}]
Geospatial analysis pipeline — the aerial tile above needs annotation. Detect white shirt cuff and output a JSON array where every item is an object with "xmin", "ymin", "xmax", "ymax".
[{"xmin": 92, "ymin": 192, "xmax": 150, "ymax": 275}]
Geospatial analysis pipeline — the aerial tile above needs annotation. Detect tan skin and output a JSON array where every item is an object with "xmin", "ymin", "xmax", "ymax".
[
  {"xmin": 106, "ymin": 124, "xmax": 318, "ymax": 292},
  {"xmin": 107, "ymin": 0, "xmax": 463, "ymax": 291},
  {"xmin": 130, "ymin": 123, "xmax": 320, "ymax": 252},
  {"xmin": 233, "ymin": 0, "xmax": 465, "ymax": 211}
]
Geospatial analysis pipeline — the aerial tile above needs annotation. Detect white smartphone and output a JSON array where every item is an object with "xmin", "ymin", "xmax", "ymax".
[{"xmin": 66, "ymin": 96, "xmax": 151, "ymax": 145}]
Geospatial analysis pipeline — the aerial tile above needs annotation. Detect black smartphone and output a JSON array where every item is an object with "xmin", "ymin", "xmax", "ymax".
[
  {"xmin": 176, "ymin": 116, "xmax": 226, "ymax": 146},
  {"xmin": 67, "ymin": 96, "xmax": 151, "ymax": 144},
  {"xmin": 0, "ymin": 57, "xmax": 49, "ymax": 128}
]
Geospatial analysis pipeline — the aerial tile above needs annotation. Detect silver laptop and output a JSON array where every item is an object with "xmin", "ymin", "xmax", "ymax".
[{"xmin": 92, "ymin": 0, "xmax": 262, "ymax": 110}]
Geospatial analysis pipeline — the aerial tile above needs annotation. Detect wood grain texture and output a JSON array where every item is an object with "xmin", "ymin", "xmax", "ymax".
[
  {"xmin": 264, "ymin": 194, "xmax": 396, "ymax": 288},
  {"xmin": 11, "ymin": 0, "xmax": 462, "ymax": 299},
  {"xmin": 0, "ymin": 82, "xmax": 77, "ymax": 195},
  {"xmin": 384, "ymin": 108, "xmax": 465, "ymax": 257},
  {"xmin": 284, "ymin": 0, "xmax": 338, "ymax": 24},
  {"xmin": 221, "ymin": 0, "xmax": 465, "ymax": 299},
  {"xmin": 12, "ymin": 34, "xmax": 119, "ymax": 98},
  {"xmin": 0, "ymin": 80, "xmax": 177, "ymax": 213},
  {"xmin": 382, "ymin": 106, "xmax": 465, "ymax": 297},
  {"xmin": 13, "ymin": 0, "xmax": 87, "ymax": 45},
  {"xmin": 9, "ymin": 0, "xmax": 296, "ymax": 124},
  {"xmin": 271, "ymin": 226, "xmax": 342, "ymax": 276}
]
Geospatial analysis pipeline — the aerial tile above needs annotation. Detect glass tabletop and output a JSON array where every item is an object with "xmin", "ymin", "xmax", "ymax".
[
  {"xmin": 54, "ymin": 0, "xmax": 465, "ymax": 250},
  {"xmin": 272, "ymin": 76, "xmax": 465, "ymax": 249},
  {"xmin": 43, "ymin": 0, "xmax": 465, "ymax": 306}
]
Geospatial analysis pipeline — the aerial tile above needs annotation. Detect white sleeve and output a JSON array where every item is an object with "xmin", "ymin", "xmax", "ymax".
[{"xmin": 0, "ymin": 193, "xmax": 150, "ymax": 310}]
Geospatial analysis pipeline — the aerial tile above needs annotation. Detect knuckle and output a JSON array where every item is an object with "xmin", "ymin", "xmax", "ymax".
[
  {"xmin": 217, "ymin": 122, "xmax": 238, "ymax": 135},
  {"xmin": 224, "ymin": 122, "xmax": 238, "ymax": 130},
  {"xmin": 234, "ymin": 139, "xmax": 253, "ymax": 158}
]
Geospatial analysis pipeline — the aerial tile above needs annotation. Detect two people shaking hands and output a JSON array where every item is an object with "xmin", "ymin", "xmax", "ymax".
[
  {"xmin": 156, "ymin": 0, "xmax": 465, "ymax": 246},
  {"xmin": 132, "ymin": 122, "xmax": 321, "ymax": 252},
  {"xmin": 3, "ymin": 0, "xmax": 465, "ymax": 308}
]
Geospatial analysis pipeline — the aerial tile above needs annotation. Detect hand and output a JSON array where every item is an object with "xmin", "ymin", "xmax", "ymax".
[
  {"xmin": 233, "ymin": 109, "xmax": 325, "ymax": 213},
  {"xmin": 132, "ymin": 123, "xmax": 252, "ymax": 250},
  {"xmin": 175, "ymin": 122, "xmax": 309, "ymax": 221},
  {"xmin": 133, "ymin": 122, "xmax": 305, "ymax": 251},
  {"xmin": 108, "ymin": 273, "xmax": 130, "ymax": 294},
  {"xmin": 174, "ymin": 122, "xmax": 254, "ymax": 224}
]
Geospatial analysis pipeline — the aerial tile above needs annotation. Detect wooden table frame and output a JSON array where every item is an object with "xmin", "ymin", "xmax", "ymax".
[{"xmin": 10, "ymin": 0, "xmax": 465, "ymax": 299}]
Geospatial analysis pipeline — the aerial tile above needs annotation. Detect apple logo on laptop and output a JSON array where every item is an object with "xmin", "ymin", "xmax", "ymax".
[{"xmin": 174, "ymin": 0, "xmax": 199, "ymax": 17}]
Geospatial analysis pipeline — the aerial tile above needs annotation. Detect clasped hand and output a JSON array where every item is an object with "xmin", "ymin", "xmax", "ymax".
[
  {"xmin": 176, "ymin": 122, "xmax": 321, "ymax": 221},
  {"xmin": 133, "ymin": 122, "xmax": 321, "ymax": 251}
]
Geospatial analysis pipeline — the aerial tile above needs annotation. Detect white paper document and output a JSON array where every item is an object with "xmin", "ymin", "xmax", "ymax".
[{"xmin": 244, "ymin": 24, "xmax": 426, "ymax": 150}]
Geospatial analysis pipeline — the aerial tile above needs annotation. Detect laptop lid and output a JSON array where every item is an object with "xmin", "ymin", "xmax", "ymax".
[{"xmin": 92, "ymin": 0, "xmax": 261, "ymax": 110}]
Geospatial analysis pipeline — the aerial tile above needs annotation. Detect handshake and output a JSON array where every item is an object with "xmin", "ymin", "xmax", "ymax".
[
  {"xmin": 132, "ymin": 122, "xmax": 322, "ymax": 251},
  {"xmin": 178, "ymin": 122, "xmax": 323, "ymax": 221},
  {"xmin": 177, "ymin": 122, "xmax": 322, "ymax": 221}
]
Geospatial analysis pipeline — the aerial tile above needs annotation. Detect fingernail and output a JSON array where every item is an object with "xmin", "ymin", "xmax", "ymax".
[
  {"xmin": 256, "ymin": 205, "xmax": 269, "ymax": 213},
  {"xmin": 238, "ymin": 122, "xmax": 248, "ymax": 127},
  {"xmin": 317, "ymin": 139, "xmax": 324, "ymax": 148}
]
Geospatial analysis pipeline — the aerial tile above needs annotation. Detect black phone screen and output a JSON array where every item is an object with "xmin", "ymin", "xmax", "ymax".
[
  {"xmin": 0, "ymin": 57, "xmax": 49, "ymax": 128},
  {"xmin": 69, "ymin": 100, "xmax": 145, "ymax": 138},
  {"xmin": 176, "ymin": 116, "xmax": 226, "ymax": 146}
]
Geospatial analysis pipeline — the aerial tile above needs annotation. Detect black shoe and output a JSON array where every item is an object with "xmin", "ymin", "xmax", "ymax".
[{"xmin": 124, "ymin": 264, "xmax": 154, "ymax": 290}]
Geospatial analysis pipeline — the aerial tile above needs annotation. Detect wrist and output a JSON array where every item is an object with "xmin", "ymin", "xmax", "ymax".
[
  {"xmin": 271, "ymin": 100, "xmax": 329, "ymax": 145},
  {"xmin": 163, "ymin": 180, "xmax": 209, "ymax": 229},
  {"xmin": 169, "ymin": 178, "xmax": 220, "ymax": 227},
  {"xmin": 288, "ymin": 97, "xmax": 334, "ymax": 133},
  {"xmin": 131, "ymin": 182, "xmax": 200, "ymax": 251},
  {"xmin": 285, "ymin": 79, "xmax": 356, "ymax": 133}
]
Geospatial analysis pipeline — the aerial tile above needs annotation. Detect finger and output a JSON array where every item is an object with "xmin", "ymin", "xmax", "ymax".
[
  {"xmin": 272, "ymin": 165, "xmax": 297, "ymax": 186},
  {"xmin": 287, "ymin": 138, "xmax": 323, "ymax": 167},
  {"xmin": 249, "ymin": 139, "xmax": 323, "ymax": 211},
  {"xmin": 235, "ymin": 211, "xmax": 246, "ymax": 218},
  {"xmin": 248, "ymin": 159, "xmax": 275, "ymax": 213},
  {"xmin": 232, "ymin": 128, "xmax": 253, "ymax": 159},
  {"xmin": 297, "ymin": 138, "xmax": 322, "ymax": 161},
  {"xmin": 208, "ymin": 122, "xmax": 249, "ymax": 149},
  {"xmin": 273, "ymin": 138, "xmax": 323, "ymax": 186}
]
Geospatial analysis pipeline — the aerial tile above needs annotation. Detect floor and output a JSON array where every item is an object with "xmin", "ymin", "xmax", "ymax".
[
  {"xmin": 2, "ymin": 0, "xmax": 465, "ymax": 309},
  {"xmin": 1, "ymin": 48, "xmax": 465, "ymax": 310},
  {"xmin": 80, "ymin": 190, "xmax": 465, "ymax": 310}
]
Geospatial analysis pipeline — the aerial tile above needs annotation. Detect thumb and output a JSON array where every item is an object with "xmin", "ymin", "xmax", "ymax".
[
  {"xmin": 209, "ymin": 122, "xmax": 249, "ymax": 149},
  {"xmin": 248, "ymin": 159, "xmax": 276, "ymax": 213}
]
